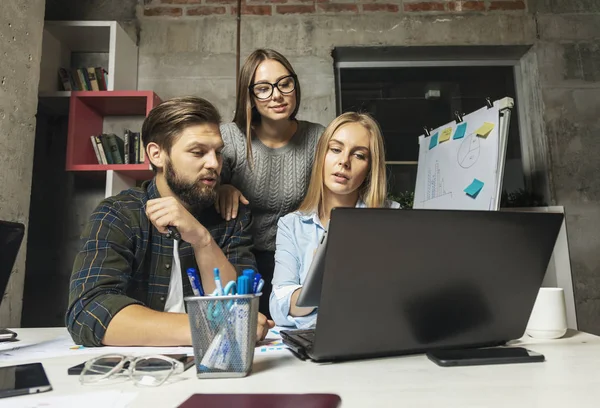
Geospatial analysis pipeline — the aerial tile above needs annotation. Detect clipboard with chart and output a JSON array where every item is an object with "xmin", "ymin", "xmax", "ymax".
[{"xmin": 413, "ymin": 97, "xmax": 514, "ymax": 211}]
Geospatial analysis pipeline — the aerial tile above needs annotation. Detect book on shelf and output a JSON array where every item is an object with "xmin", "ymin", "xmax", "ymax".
[
  {"xmin": 99, "ymin": 134, "xmax": 113, "ymax": 164},
  {"xmin": 60, "ymin": 67, "xmax": 108, "ymax": 91},
  {"xmin": 90, "ymin": 130, "xmax": 144, "ymax": 165},
  {"xmin": 138, "ymin": 132, "xmax": 145, "ymax": 163},
  {"xmin": 87, "ymin": 67, "xmax": 100, "ymax": 91},
  {"xmin": 124, "ymin": 130, "xmax": 130, "ymax": 164},
  {"xmin": 106, "ymin": 134, "xmax": 124, "ymax": 164},
  {"xmin": 91, "ymin": 135, "xmax": 108, "ymax": 165},
  {"xmin": 58, "ymin": 68, "xmax": 72, "ymax": 91}
]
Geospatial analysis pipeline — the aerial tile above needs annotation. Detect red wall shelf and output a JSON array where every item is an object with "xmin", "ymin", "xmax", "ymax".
[{"xmin": 65, "ymin": 90, "xmax": 162, "ymax": 180}]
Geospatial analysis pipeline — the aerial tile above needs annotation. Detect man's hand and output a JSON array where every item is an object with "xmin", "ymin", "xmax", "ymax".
[
  {"xmin": 215, "ymin": 185, "xmax": 249, "ymax": 221},
  {"xmin": 146, "ymin": 197, "xmax": 210, "ymax": 248},
  {"xmin": 257, "ymin": 313, "xmax": 275, "ymax": 342}
]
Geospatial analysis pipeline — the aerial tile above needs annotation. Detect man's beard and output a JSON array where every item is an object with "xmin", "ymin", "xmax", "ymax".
[{"xmin": 165, "ymin": 159, "xmax": 219, "ymax": 211}]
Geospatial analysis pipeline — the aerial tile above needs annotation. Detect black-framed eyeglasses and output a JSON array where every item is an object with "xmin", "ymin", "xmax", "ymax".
[{"xmin": 249, "ymin": 75, "xmax": 297, "ymax": 100}]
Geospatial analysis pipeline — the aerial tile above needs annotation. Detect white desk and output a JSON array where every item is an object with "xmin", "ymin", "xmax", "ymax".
[{"xmin": 2, "ymin": 328, "xmax": 600, "ymax": 407}]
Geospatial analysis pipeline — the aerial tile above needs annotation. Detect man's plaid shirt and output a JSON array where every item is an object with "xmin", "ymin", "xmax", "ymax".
[{"xmin": 66, "ymin": 179, "xmax": 256, "ymax": 346}]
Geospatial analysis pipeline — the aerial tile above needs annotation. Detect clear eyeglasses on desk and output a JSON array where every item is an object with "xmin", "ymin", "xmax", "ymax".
[{"xmin": 79, "ymin": 354, "xmax": 185, "ymax": 387}]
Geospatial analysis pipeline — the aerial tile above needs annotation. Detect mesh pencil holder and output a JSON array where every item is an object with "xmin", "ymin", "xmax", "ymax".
[{"xmin": 185, "ymin": 294, "xmax": 260, "ymax": 379}]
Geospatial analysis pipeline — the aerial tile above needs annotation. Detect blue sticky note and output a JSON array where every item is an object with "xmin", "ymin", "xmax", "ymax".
[
  {"xmin": 464, "ymin": 179, "xmax": 484, "ymax": 198},
  {"xmin": 428, "ymin": 133, "xmax": 439, "ymax": 150},
  {"xmin": 453, "ymin": 122, "xmax": 467, "ymax": 140}
]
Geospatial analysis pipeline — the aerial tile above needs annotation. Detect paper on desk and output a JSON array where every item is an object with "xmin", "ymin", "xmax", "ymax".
[
  {"xmin": 256, "ymin": 339, "xmax": 287, "ymax": 353},
  {"xmin": 0, "ymin": 339, "xmax": 43, "ymax": 353},
  {"xmin": 256, "ymin": 327, "xmax": 289, "ymax": 353},
  {"xmin": 1, "ymin": 328, "xmax": 285, "ymax": 363},
  {"xmin": 5, "ymin": 390, "xmax": 137, "ymax": 408},
  {"xmin": 0, "ymin": 334, "xmax": 194, "ymax": 363},
  {"xmin": 265, "ymin": 327, "xmax": 282, "ymax": 340}
]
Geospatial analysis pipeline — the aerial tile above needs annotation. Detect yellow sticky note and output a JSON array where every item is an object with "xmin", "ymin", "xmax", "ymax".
[
  {"xmin": 439, "ymin": 127, "xmax": 452, "ymax": 143},
  {"xmin": 476, "ymin": 122, "xmax": 495, "ymax": 138}
]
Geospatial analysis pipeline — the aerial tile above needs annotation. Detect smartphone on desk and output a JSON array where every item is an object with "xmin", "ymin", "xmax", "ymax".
[
  {"xmin": 427, "ymin": 347, "xmax": 545, "ymax": 367},
  {"xmin": 0, "ymin": 363, "xmax": 52, "ymax": 399},
  {"xmin": 67, "ymin": 354, "xmax": 195, "ymax": 375}
]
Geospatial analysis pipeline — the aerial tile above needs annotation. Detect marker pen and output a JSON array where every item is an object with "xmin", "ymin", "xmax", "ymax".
[
  {"xmin": 166, "ymin": 226, "xmax": 181, "ymax": 241},
  {"xmin": 213, "ymin": 268, "xmax": 223, "ymax": 296},
  {"xmin": 256, "ymin": 279, "xmax": 265, "ymax": 294},
  {"xmin": 186, "ymin": 268, "xmax": 204, "ymax": 296},
  {"xmin": 252, "ymin": 273, "xmax": 262, "ymax": 294}
]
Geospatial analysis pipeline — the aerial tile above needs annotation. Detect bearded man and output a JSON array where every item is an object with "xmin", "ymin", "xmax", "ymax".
[{"xmin": 66, "ymin": 96, "xmax": 274, "ymax": 347}]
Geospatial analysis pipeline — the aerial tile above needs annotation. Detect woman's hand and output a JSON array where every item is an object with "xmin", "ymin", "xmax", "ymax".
[
  {"xmin": 257, "ymin": 313, "xmax": 275, "ymax": 341},
  {"xmin": 215, "ymin": 184, "xmax": 250, "ymax": 220}
]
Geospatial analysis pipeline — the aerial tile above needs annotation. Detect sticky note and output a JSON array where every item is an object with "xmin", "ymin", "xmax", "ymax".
[
  {"xmin": 428, "ymin": 133, "xmax": 439, "ymax": 150},
  {"xmin": 439, "ymin": 127, "xmax": 452, "ymax": 143},
  {"xmin": 464, "ymin": 179, "xmax": 484, "ymax": 198},
  {"xmin": 453, "ymin": 122, "xmax": 467, "ymax": 140},
  {"xmin": 475, "ymin": 122, "xmax": 495, "ymax": 138}
]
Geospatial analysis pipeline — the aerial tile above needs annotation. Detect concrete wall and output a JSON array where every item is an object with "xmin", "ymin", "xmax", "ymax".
[
  {"xmin": 0, "ymin": 0, "xmax": 46, "ymax": 327},
  {"xmin": 138, "ymin": 1, "xmax": 536, "ymax": 127},
  {"xmin": 533, "ymin": 2, "xmax": 600, "ymax": 332}
]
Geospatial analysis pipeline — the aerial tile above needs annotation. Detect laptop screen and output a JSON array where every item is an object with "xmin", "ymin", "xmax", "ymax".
[
  {"xmin": 296, "ymin": 228, "xmax": 328, "ymax": 308},
  {"xmin": 0, "ymin": 221, "xmax": 25, "ymax": 303}
]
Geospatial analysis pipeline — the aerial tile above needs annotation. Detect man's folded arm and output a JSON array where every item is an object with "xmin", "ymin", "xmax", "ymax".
[
  {"xmin": 65, "ymin": 201, "xmax": 143, "ymax": 347},
  {"xmin": 101, "ymin": 305, "xmax": 192, "ymax": 346}
]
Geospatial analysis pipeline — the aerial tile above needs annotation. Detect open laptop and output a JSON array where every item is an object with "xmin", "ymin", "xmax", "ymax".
[
  {"xmin": 281, "ymin": 208, "xmax": 563, "ymax": 362},
  {"xmin": 0, "ymin": 220, "xmax": 25, "ymax": 340}
]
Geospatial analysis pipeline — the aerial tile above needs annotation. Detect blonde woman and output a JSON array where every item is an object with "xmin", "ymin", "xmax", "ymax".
[
  {"xmin": 217, "ymin": 49, "xmax": 324, "ymax": 317},
  {"xmin": 269, "ymin": 112, "xmax": 400, "ymax": 328}
]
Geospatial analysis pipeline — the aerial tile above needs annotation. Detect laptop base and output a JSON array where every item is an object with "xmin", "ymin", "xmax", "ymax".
[{"xmin": 281, "ymin": 329, "xmax": 315, "ymax": 360}]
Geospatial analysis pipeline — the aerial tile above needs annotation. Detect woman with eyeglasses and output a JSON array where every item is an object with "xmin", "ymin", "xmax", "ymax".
[
  {"xmin": 269, "ymin": 112, "xmax": 400, "ymax": 328},
  {"xmin": 218, "ymin": 49, "xmax": 325, "ymax": 317}
]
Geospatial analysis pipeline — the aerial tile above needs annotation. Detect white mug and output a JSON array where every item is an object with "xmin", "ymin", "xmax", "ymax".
[{"xmin": 526, "ymin": 287, "xmax": 568, "ymax": 339}]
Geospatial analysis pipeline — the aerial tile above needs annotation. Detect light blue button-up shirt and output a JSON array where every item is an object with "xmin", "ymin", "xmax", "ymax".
[{"xmin": 269, "ymin": 200, "xmax": 401, "ymax": 328}]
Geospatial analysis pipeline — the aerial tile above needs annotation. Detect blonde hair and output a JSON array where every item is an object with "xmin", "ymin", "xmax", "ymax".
[
  {"xmin": 297, "ymin": 112, "xmax": 387, "ymax": 218},
  {"xmin": 233, "ymin": 49, "xmax": 301, "ymax": 166}
]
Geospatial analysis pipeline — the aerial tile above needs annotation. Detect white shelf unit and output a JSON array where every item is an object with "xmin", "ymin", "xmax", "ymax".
[
  {"xmin": 39, "ymin": 20, "xmax": 138, "ymax": 96},
  {"xmin": 37, "ymin": 20, "xmax": 142, "ymax": 198}
]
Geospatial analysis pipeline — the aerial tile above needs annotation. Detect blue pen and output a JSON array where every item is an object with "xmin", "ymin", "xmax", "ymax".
[
  {"xmin": 186, "ymin": 268, "xmax": 204, "ymax": 296},
  {"xmin": 213, "ymin": 267, "xmax": 223, "ymax": 296},
  {"xmin": 256, "ymin": 278, "xmax": 265, "ymax": 294},
  {"xmin": 252, "ymin": 273, "xmax": 262, "ymax": 294}
]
